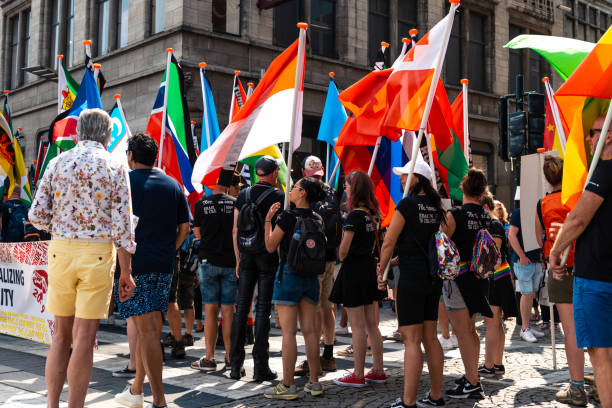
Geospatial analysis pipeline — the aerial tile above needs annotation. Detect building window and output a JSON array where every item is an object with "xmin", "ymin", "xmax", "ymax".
[
  {"xmin": 9, "ymin": 16, "xmax": 20, "ymax": 89},
  {"xmin": 588, "ymin": 7, "xmax": 598, "ymax": 41},
  {"xmin": 273, "ymin": 0, "xmax": 301, "ymax": 48},
  {"xmin": 508, "ymin": 24, "xmax": 524, "ymax": 93},
  {"xmin": 398, "ymin": 0, "xmax": 417, "ymax": 46},
  {"xmin": 49, "ymin": 0, "xmax": 75, "ymax": 68},
  {"xmin": 66, "ymin": 0, "xmax": 74, "ymax": 66},
  {"xmin": 446, "ymin": 9, "xmax": 463, "ymax": 86},
  {"xmin": 468, "ymin": 13, "xmax": 486, "ymax": 91},
  {"xmin": 212, "ymin": 0, "xmax": 241, "ymax": 35},
  {"xmin": 117, "ymin": 0, "xmax": 129, "ymax": 48},
  {"xmin": 22, "ymin": 10, "xmax": 31, "ymax": 84},
  {"xmin": 310, "ymin": 0, "xmax": 335, "ymax": 57},
  {"xmin": 50, "ymin": 0, "xmax": 61, "ymax": 69},
  {"xmin": 576, "ymin": 2, "xmax": 587, "ymax": 40},
  {"xmin": 368, "ymin": 0, "xmax": 389, "ymax": 65},
  {"xmin": 152, "ymin": 0, "xmax": 166, "ymax": 34},
  {"xmin": 600, "ymin": 13, "xmax": 608, "ymax": 33},
  {"xmin": 98, "ymin": 0, "xmax": 110, "ymax": 55}
]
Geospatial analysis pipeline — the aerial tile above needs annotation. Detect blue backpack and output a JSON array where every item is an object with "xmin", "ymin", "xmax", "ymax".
[{"xmin": 4, "ymin": 201, "xmax": 28, "ymax": 242}]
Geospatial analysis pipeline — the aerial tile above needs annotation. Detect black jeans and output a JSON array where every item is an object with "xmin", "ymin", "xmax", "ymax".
[{"xmin": 230, "ymin": 255, "xmax": 276, "ymax": 374}]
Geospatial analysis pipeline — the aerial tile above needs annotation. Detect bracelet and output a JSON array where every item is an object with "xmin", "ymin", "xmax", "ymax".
[{"xmin": 265, "ymin": 220, "xmax": 272, "ymax": 223}]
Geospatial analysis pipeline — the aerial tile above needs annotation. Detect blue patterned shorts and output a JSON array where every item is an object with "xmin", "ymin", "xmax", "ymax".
[{"xmin": 114, "ymin": 273, "xmax": 173, "ymax": 319}]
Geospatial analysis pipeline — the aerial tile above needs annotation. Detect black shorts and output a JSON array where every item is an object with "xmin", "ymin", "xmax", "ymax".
[
  {"xmin": 488, "ymin": 275, "xmax": 518, "ymax": 317},
  {"xmin": 169, "ymin": 263, "xmax": 195, "ymax": 310},
  {"xmin": 396, "ymin": 273, "xmax": 441, "ymax": 326}
]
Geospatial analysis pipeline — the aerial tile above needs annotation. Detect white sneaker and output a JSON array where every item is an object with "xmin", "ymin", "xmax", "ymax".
[
  {"xmin": 438, "ymin": 334, "xmax": 455, "ymax": 350},
  {"xmin": 520, "ymin": 328, "xmax": 537, "ymax": 343},
  {"xmin": 115, "ymin": 385, "xmax": 144, "ymax": 408},
  {"xmin": 530, "ymin": 327, "xmax": 545, "ymax": 338},
  {"xmin": 336, "ymin": 325, "xmax": 350, "ymax": 335},
  {"xmin": 450, "ymin": 334, "xmax": 459, "ymax": 348}
]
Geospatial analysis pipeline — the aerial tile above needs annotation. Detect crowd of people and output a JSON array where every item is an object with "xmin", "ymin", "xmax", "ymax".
[{"xmin": 26, "ymin": 109, "xmax": 612, "ymax": 408}]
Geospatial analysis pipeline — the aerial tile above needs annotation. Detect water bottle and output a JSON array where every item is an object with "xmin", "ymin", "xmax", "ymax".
[{"xmin": 292, "ymin": 229, "xmax": 301, "ymax": 241}]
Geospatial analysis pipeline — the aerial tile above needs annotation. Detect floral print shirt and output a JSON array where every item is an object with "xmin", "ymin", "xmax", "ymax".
[{"xmin": 29, "ymin": 140, "xmax": 137, "ymax": 253}]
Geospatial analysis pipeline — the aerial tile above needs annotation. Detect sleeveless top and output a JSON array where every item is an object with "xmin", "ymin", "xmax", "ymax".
[{"xmin": 539, "ymin": 191, "xmax": 574, "ymax": 266}]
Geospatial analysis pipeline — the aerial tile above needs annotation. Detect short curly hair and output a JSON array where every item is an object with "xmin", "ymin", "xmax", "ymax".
[{"xmin": 127, "ymin": 133, "xmax": 159, "ymax": 166}]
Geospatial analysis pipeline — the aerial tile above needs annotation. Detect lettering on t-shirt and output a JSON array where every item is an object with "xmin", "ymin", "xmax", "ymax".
[
  {"xmin": 201, "ymin": 199, "xmax": 235, "ymax": 215},
  {"xmin": 417, "ymin": 203, "xmax": 438, "ymax": 224}
]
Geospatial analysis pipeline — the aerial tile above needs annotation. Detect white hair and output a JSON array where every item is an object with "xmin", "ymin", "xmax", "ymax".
[{"xmin": 77, "ymin": 108, "xmax": 112, "ymax": 145}]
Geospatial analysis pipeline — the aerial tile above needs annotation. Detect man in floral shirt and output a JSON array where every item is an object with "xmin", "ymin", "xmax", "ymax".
[{"xmin": 29, "ymin": 108, "xmax": 136, "ymax": 408}]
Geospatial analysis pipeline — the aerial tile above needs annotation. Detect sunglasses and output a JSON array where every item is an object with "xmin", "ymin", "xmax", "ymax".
[{"xmin": 589, "ymin": 128, "xmax": 611, "ymax": 137}]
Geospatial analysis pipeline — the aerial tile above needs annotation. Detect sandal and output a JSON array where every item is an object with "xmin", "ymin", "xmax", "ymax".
[
  {"xmin": 191, "ymin": 357, "xmax": 217, "ymax": 372},
  {"xmin": 337, "ymin": 345, "xmax": 354, "ymax": 357}
]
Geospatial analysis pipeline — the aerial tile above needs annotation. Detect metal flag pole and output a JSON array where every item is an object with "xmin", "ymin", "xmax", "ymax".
[
  {"xmin": 199, "ymin": 62, "xmax": 212, "ymax": 150},
  {"xmin": 284, "ymin": 22, "xmax": 308, "ymax": 209},
  {"xmin": 328, "ymin": 156, "xmax": 341, "ymax": 185},
  {"xmin": 247, "ymin": 82, "xmax": 254, "ymax": 99},
  {"xmin": 228, "ymin": 71, "xmax": 239, "ymax": 123},
  {"xmin": 542, "ymin": 77, "xmax": 566, "ymax": 155},
  {"xmin": 57, "ymin": 54, "xmax": 64, "ymax": 114},
  {"xmin": 158, "ymin": 48, "xmax": 173, "ymax": 168},
  {"xmin": 425, "ymin": 133, "xmax": 438, "ymax": 190},
  {"xmin": 93, "ymin": 63, "xmax": 101, "ymax": 82},
  {"xmin": 114, "ymin": 94, "xmax": 132, "ymax": 138},
  {"xmin": 461, "ymin": 78, "xmax": 470, "ymax": 164},
  {"xmin": 367, "ymin": 41, "xmax": 390, "ymax": 177},
  {"xmin": 383, "ymin": 0, "xmax": 460, "ymax": 282}
]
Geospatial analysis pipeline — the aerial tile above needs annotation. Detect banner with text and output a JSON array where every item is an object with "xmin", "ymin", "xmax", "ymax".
[{"xmin": 0, "ymin": 242, "xmax": 54, "ymax": 344}]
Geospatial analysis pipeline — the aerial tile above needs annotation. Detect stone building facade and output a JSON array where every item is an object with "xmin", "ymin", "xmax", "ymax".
[{"xmin": 0, "ymin": 0, "xmax": 610, "ymax": 205}]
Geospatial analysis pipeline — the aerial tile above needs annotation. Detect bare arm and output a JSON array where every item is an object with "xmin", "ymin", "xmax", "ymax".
[
  {"xmin": 193, "ymin": 226, "xmax": 201, "ymax": 239},
  {"xmin": 440, "ymin": 210, "xmax": 455, "ymax": 237},
  {"xmin": 175, "ymin": 222, "xmax": 190, "ymax": 250},
  {"xmin": 378, "ymin": 210, "xmax": 405, "ymax": 277},
  {"xmin": 117, "ymin": 247, "xmax": 135, "ymax": 301},
  {"xmin": 550, "ymin": 190, "xmax": 604, "ymax": 274},
  {"xmin": 535, "ymin": 215, "xmax": 544, "ymax": 249},
  {"xmin": 508, "ymin": 225, "xmax": 530, "ymax": 265},
  {"xmin": 338, "ymin": 230, "xmax": 354, "ymax": 262},
  {"xmin": 264, "ymin": 202, "xmax": 283, "ymax": 253}
]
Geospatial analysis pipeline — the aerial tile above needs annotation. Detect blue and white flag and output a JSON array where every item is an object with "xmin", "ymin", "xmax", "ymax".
[
  {"xmin": 317, "ymin": 78, "xmax": 347, "ymax": 189},
  {"xmin": 108, "ymin": 100, "xmax": 131, "ymax": 166},
  {"xmin": 200, "ymin": 68, "xmax": 220, "ymax": 153}
]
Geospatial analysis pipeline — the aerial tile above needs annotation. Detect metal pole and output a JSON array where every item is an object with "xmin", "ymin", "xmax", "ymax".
[
  {"xmin": 326, "ymin": 143, "xmax": 330, "ymax": 177},
  {"xmin": 550, "ymin": 300, "xmax": 557, "ymax": 370},
  {"xmin": 228, "ymin": 73, "xmax": 238, "ymax": 123},
  {"xmin": 157, "ymin": 48, "xmax": 173, "ymax": 168},
  {"xmin": 461, "ymin": 78, "xmax": 470, "ymax": 163},
  {"xmin": 542, "ymin": 77, "xmax": 566, "ymax": 155},
  {"xmin": 425, "ymin": 133, "xmax": 438, "ymax": 190},
  {"xmin": 57, "ymin": 55, "xmax": 64, "ymax": 114},
  {"xmin": 284, "ymin": 23, "xmax": 308, "ymax": 209},
  {"xmin": 328, "ymin": 157, "xmax": 341, "ymax": 185}
]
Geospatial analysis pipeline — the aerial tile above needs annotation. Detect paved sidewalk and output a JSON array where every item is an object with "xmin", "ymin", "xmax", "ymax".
[{"xmin": 0, "ymin": 303, "xmax": 601, "ymax": 407}]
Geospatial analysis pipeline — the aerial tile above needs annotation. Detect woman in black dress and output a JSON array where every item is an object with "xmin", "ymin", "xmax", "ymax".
[
  {"xmin": 440, "ymin": 168, "xmax": 493, "ymax": 400},
  {"xmin": 479, "ymin": 192, "xmax": 517, "ymax": 378},
  {"xmin": 377, "ymin": 162, "xmax": 446, "ymax": 408},
  {"xmin": 330, "ymin": 170, "xmax": 386, "ymax": 387}
]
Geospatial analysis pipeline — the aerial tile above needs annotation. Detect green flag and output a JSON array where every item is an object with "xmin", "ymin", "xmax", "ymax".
[{"xmin": 505, "ymin": 35, "xmax": 594, "ymax": 81}]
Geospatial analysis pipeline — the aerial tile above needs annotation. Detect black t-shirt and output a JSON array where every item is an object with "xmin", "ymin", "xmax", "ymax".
[
  {"xmin": 490, "ymin": 219, "xmax": 507, "ymax": 262},
  {"xmin": 235, "ymin": 181, "xmax": 284, "ymax": 266},
  {"xmin": 129, "ymin": 169, "xmax": 190, "ymax": 275},
  {"xmin": 450, "ymin": 203, "xmax": 494, "ymax": 263},
  {"xmin": 194, "ymin": 193, "xmax": 236, "ymax": 267},
  {"xmin": 343, "ymin": 209, "xmax": 376, "ymax": 262},
  {"xmin": 575, "ymin": 160, "xmax": 612, "ymax": 282},
  {"xmin": 276, "ymin": 208, "xmax": 316, "ymax": 263},
  {"xmin": 509, "ymin": 208, "xmax": 541, "ymax": 263},
  {"xmin": 396, "ymin": 195, "xmax": 440, "ymax": 280}
]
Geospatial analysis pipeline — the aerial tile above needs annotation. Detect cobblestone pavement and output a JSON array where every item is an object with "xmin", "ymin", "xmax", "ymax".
[{"xmin": 0, "ymin": 302, "xmax": 601, "ymax": 407}]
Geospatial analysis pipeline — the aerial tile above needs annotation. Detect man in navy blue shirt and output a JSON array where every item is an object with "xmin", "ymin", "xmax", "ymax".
[{"xmin": 114, "ymin": 133, "xmax": 189, "ymax": 408}]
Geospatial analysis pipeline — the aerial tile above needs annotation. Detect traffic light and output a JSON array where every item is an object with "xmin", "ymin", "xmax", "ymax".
[
  {"xmin": 508, "ymin": 111, "xmax": 526, "ymax": 157},
  {"xmin": 498, "ymin": 97, "xmax": 509, "ymax": 161},
  {"xmin": 526, "ymin": 92, "xmax": 546, "ymax": 153}
]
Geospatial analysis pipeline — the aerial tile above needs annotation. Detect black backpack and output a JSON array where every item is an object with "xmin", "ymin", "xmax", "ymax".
[
  {"xmin": 237, "ymin": 187, "xmax": 275, "ymax": 254},
  {"xmin": 312, "ymin": 185, "xmax": 341, "ymax": 251},
  {"xmin": 3, "ymin": 201, "xmax": 28, "ymax": 242},
  {"xmin": 287, "ymin": 212, "xmax": 327, "ymax": 277}
]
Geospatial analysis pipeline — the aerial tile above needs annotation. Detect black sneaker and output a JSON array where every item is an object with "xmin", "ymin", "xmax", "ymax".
[
  {"xmin": 229, "ymin": 366, "xmax": 246, "ymax": 380},
  {"xmin": 112, "ymin": 366, "xmax": 136, "ymax": 378},
  {"xmin": 494, "ymin": 364, "xmax": 505, "ymax": 375},
  {"xmin": 419, "ymin": 391, "xmax": 445, "ymax": 406},
  {"xmin": 453, "ymin": 375, "xmax": 467, "ymax": 386},
  {"xmin": 389, "ymin": 397, "xmax": 416, "ymax": 408},
  {"xmin": 183, "ymin": 333, "xmax": 194, "ymax": 347},
  {"xmin": 478, "ymin": 364, "xmax": 496, "ymax": 377},
  {"xmin": 254, "ymin": 369, "xmax": 278, "ymax": 382},
  {"xmin": 447, "ymin": 380, "xmax": 485, "ymax": 399},
  {"xmin": 171, "ymin": 340, "xmax": 186, "ymax": 359}
]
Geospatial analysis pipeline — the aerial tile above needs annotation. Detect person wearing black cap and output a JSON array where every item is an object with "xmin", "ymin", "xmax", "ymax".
[
  {"xmin": 230, "ymin": 155, "xmax": 284, "ymax": 381},
  {"xmin": 190, "ymin": 168, "xmax": 238, "ymax": 373}
]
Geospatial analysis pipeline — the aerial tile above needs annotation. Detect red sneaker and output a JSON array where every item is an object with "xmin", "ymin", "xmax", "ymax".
[
  {"xmin": 364, "ymin": 370, "xmax": 387, "ymax": 384},
  {"xmin": 333, "ymin": 372, "xmax": 366, "ymax": 388}
]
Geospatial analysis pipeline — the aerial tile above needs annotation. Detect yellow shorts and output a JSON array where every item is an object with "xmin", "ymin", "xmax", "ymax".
[{"xmin": 46, "ymin": 240, "xmax": 116, "ymax": 319}]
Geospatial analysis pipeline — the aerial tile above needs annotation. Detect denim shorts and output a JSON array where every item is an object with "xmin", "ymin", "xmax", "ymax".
[
  {"xmin": 272, "ymin": 264, "xmax": 320, "ymax": 306},
  {"xmin": 573, "ymin": 276, "xmax": 612, "ymax": 348},
  {"xmin": 513, "ymin": 262, "xmax": 543, "ymax": 294},
  {"xmin": 114, "ymin": 273, "xmax": 173, "ymax": 320},
  {"xmin": 198, "ymin": 262, "xmax": 238, "ymax": 305}
]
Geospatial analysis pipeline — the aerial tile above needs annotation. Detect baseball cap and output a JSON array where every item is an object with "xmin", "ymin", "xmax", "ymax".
[
  {"xmin": 392, "ymin": 157, "xmax": 434, "ymax": 183},
  {"xmin": 302, "ymin": 155, "xmax": 324, "ymax": 177},
  {"xmin": 256, "ymin": 155, "xmax": 282, "ymax": 176}
]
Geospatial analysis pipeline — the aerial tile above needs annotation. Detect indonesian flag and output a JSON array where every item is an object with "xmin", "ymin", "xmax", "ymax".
[{"xmin": 192, "ymin": 39, "xmax": 305, "ymax": 192}]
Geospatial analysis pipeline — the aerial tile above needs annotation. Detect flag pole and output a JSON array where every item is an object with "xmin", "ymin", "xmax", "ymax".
[
  {"xmin": 425, "ymin": 134, "xmax": 438, "ymax": 190},
  {"xmin": 383, "ymin": 1, "xmax": 459, "ymax": 282},
  {"xmin": 93, "ymin": 63, "xmax": 101, "ymax": 81},
  {"xmin": 114, "ymin": 94, "xmax": 132, "ymax": 138},
  {"xmin": 199, "ymin": 62, "xmax": 212, "ymax": 150},
  {"xmin": 247, "ymin": 82, "xmax": 254, "ymax": 99},
  {"xmin": 461, "ymin": 78, "xmax": 470, "ymax": 164},
  {"xmin": 542, "ymin": 77, "xmax": 566, "ymax": 155},
  {"xmin": 158, "ymin": 48, "xmax": 173, "ymax": 168},
  {"xmin": 367, "ymin": 41, "xmax": 390, "ymax": 176},
  {"xmin": 229, "ymin": 71, "xmax": 239, "ymax": 123},
  {"xmin": 57, "ymin": 54, "xmax": 64, "ymax": 114},
  {"xmin": 328, "ymin": 156, "xmax": 341, "ymax": 185},
  {"xmin": 325, "ymin": 71, "xmax": 336, "ymax": 177},
  {"xmin": 284, "ymin": 22, "xmax": 308, "ymax": 210}
]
